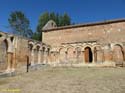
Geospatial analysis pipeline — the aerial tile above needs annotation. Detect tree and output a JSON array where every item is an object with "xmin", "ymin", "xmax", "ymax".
[
  {"xmin": 36, "ymin": 12, "xmax": 71, "ymax": 32},
  {"xmin": 60, "ymin": 13, "xmax": 71, "ymax": 26},
  {"xmin": 33, "ymin": 12, "xmax": 71, "ymax": 41},
  {"xmin": 32, "ymin": 31, "xmax": 42, "ymax": 41},
  {"xmin": 8, "ymin": 11, "xmax": 33, "ymax": 38},
  {"xmin": 36, "ymin": 12, "xmax": 50, "ymax": 32}
]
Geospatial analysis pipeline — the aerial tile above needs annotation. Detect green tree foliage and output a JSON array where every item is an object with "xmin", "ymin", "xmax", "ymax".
[
  {"xmin": 59, "ymin": 13, "xmax": 71, "ymax": 26},
  {"xmin": 32, "ymin": 31, "xmax": 42, "ymax": 41},
  {"xmin": 33, "ymin": 12, "xmax": 71, "ymax": 41},
  {"xmin": 8, "ymin": 11, "xmax": 33, "ymax": 38}
]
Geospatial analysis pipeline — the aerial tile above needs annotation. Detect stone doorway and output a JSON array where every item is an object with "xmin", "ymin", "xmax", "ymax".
[{"xmin": 84, "ymin": 47, "xmax": 93, "ymax": 63}]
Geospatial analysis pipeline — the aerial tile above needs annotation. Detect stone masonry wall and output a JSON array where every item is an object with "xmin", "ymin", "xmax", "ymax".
[
  {"xmin": 0, "ymin": 31, "xmax": 49, "ymax": 72},
  {"xmin": 43, "ymin": 22, "xmax": 125, "ymax": 47}
]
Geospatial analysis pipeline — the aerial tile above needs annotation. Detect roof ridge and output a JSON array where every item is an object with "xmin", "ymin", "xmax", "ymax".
[{"xmin": 42, "ymin": 18, "xmax": 125, "ymax": 32}]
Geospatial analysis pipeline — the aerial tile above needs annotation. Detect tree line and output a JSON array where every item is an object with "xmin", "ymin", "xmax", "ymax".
[{"xmin": 8, "ymin": 11, "xmax": 72, "ymax": 41}]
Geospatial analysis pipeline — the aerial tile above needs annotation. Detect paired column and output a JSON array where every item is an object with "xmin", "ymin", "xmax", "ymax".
[
  {"xmin": 38, "ymin": 50, "xmax": 42, "ymax": 64},
  {"xmin": 43, "ymin": 49, "xmax": 47, "ymax": 64},
  {"xmin": 31, "ymin": 49, "xmax": 35, "ymax": 65}
]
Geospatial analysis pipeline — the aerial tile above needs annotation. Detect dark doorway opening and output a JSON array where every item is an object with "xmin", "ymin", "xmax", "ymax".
[{"xmin": 85, "ymin": 47, "xmax": 93, "ymax": 63}]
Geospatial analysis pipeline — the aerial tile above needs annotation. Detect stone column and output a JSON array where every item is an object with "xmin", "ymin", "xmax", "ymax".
[
  {"xmin": 65, "ymin": 51, "xmax": 68, "ymax": 62},
  {"xmin": 56, "ymin": 52, "xmax": 60, "ymax": 63},
  {"xmin": 6, "ymin": 37, "xmax": 14, "ymax": 73},
  {"xmin": 38, "ymin": 50, "xmax": 42, "ymax": 64},
  {"xmin": 12, "ymin": 37, "xmax": 18, "ymax": 72},
  {"xmin": 102, "ymin": 50, "xmax": 105, "ymax": 62},
  {"xmin": 41, "ymin": 50, "xmax": 43, "ymax": 63},
  {"xmin": 47, "ymin": 53, "xmax": 51, "ymax": 64},
  {"xmin": 82, "ymin": 51, "xmax": 85, "ymax": 63},
  {"xmin": 6, "ymin": 53, "xmax": 13, "ymax": 73},
  {"xmin": 41, "ymin": 50, "xmax": 44, "ymax": 63},
  {"xmin": 31, "ymin": 49, "xmax": 35, "ymax": 65},
  {"xmin": 92, "ymin": 49, "xmax": 95, "ymax": 63},
  {"xmin": 43, "ymin": 49, "xmax": 47, "ymax": 64},
  {"xmin": 12, "ymin": 50, "xmax": 16, "ymax": 72},
  {"xmin": 49, "ymin": 52, "xmax": 52, "ymax": 64}
]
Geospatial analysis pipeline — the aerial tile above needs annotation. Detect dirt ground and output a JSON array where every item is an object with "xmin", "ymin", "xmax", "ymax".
[{"xmin": 0, "ymin": 67, "xmax": 125, "ymax": 93}]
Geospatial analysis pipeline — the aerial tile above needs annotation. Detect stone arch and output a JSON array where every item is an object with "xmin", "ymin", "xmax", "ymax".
[
  {"xmin": 42, "ymin": 46, "xmax": 46, "ymax": 53},
  {"xmin": 111, "ymin": 43, "xmax": 123, "ymax": 50},
  {"xmin": 0, "ymin": 39, "xmax": 8, "ymax": 71},
  {"xmin": 37, "ymin": 44, "xmax": 43, "ymax": 64},
  {"xmin": 82, "ymin": 44, "xmax": 92, "ymax": 51},
  {"xmin": 42, "ymin": 46, "xmax": 48, "ymax": 64},
  {"xmin": 92, "ymin": 44, "xmax": 102, "ymax": 49},
  {"xmin": 113, "ymin": 44, "xmax": 124, "ymax": 64},
  {"xmin": 59, "ymin": 47, "xmax": 66, "ymax": 62},
  {"xmin": 75, "ymin": 46, "xmax": 82, "ymax": 63},
  {"xmin": 47, "ymin": 47, "xmax": 50, "ymax": 55},
  {"xmin": 46, "ymin": 47, "xmax": 51, "ymax": 63},
  {"xmin": 84, "ymin": 47, "xmax": 93, "ymax": 63},
  {"xmin": 34, "ymin": 44, "xmax": 41, "ymax": 63},
  {"xmin": 28, "ymin": 41, "xmax": 35, "ymax": 65},
  {"xmin": 36, "ymin": 44, "xmax": 41, "ymax": 50},
  {"xmin": 67, "ymin": 46, "xmax": 75, "ymax": 62},
  {"xmin": 93, "ymin": 46, "xmax": 104, "ymax": 63},
  {"xmin": 28, "ymin": 41, "xmax": 34, "ymax": 51}
]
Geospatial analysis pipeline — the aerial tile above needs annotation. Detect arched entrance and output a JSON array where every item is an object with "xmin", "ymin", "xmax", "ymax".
[
  {"xmin": 113, "ymin": 44, "xmax": 124, "ymax": 63},
  {"xmin": 84, "ymin": 47, "xmax": 93, "ymax": 63}
]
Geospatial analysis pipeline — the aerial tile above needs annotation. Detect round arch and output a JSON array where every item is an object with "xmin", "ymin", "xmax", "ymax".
[
  {"xmin": 66, "ymin": 46, "xmax": 75, "ymax": 62},
  {"xmin": 82, "ymin": 44, "xmax": 92, "ymax": 51},
  {"xmin": 75, "ymin": 47, "xmax": 82, "ymax": 63},
  {"xmin": 84, "ymin": 47, "xmax": 93, "ymax": 63},
  {"xmin": 93, "ymin": 45, "xmax": 104, "ymax": 63},
  {"xmin": 59, "ymin": 47, "xmax": 67, "ymax": 62}
]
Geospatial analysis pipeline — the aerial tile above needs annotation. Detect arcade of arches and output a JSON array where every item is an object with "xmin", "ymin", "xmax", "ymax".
[{"xmin": 1, "ymin": 19, "xmax": 125, "ymax": 73}]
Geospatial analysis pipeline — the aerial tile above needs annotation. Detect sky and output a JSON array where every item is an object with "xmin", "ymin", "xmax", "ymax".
[{"xmin": 0, "ymin": 0, "xmax": 125, "ymax": 32}]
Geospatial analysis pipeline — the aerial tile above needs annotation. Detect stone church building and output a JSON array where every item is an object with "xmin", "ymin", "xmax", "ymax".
[{"xmin": 0, "ymin": 18, "xmax": 125, "ymax": 73}]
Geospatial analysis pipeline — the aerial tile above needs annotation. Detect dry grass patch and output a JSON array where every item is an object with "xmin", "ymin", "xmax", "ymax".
[{"xmin": 0, "ymin": 67, "xmax": 125, "ymax": 93}]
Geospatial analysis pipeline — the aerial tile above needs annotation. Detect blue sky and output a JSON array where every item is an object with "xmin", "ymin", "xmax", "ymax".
[{"xmin": 0, "ymin": 0, "xmax": 125, "ymax": 32}]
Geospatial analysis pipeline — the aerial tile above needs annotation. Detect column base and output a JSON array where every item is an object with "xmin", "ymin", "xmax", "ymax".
[{"xmin": 5, "ymin": 68, "xmax": 15, "ymax": 73}]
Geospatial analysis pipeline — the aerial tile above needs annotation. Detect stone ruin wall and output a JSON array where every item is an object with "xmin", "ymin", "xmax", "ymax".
[{"xmin": 0, "ymin": 31, "xmax": 49, "ymax": 72}]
